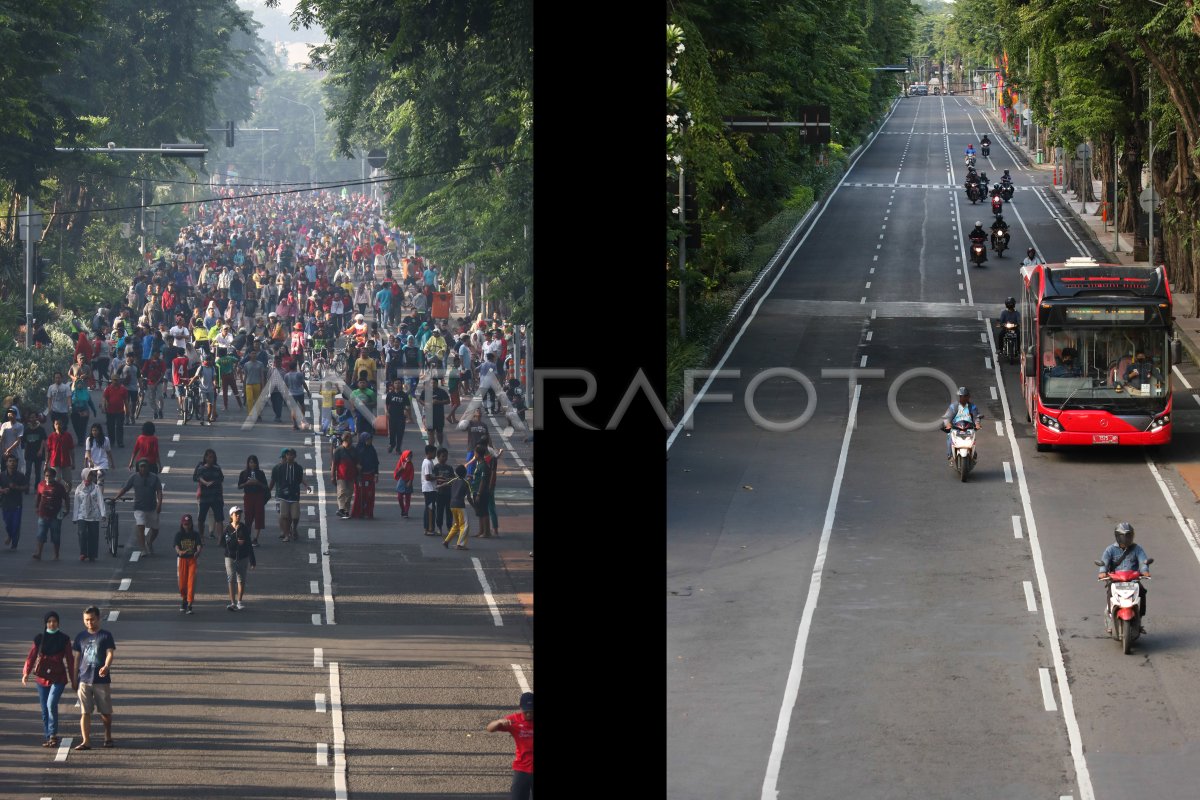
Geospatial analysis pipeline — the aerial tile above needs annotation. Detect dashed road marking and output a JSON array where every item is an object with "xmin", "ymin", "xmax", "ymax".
[
  {"xmin": 107, "ymin": 610, "xmax": 120, "ymax": 622},
  {"xmin": 1024, "ymin": 581, "xmax": 1037, "ymax": 612},
  {"xmin": 1003, "ymin": 462, "xmax": 1013, "ymax": 483},
  {"xmin": 315, "ymin": 693, "xmax": 327, "ymax": 713},
  {"xmin": 1039, "ymin": 668, "xmax": 1057, "ymax": 711},
  {"xmin": 118, "ymin": 578, "xmax": 131, "ymax": 591},
  {"xmin": 317, "ymin": 742, "xmax": 329, "ymax": 765},
  {"xmin": 314, "ymin": 647, "xmax": 324, "ymax": 668},
  {"xmin": 472, "ymin": 556, "xmax": 504, "ymax": 626},
  {"xmin": 1012, "ymin": 516, "xmax": 1023, "ymax": 539}
]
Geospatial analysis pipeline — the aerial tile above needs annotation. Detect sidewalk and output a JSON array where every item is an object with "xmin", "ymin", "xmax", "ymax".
[{"xmin": 974, "ymin": 101, "xmax": 1200, "ymax": 367}]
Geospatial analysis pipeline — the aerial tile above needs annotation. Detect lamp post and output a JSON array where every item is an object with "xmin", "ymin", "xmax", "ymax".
[{"xmin": 277, "ymin": 95, "xmax": 318, "ymax": 182}]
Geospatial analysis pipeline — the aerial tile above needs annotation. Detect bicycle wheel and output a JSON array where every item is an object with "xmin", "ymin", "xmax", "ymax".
[
  {"xmin": 134, "ymin": 392, "xmax": 144, "ymax": 421},
  {"xmin": 107, "ymin": 517, "xmax": 118, "ymax": 557}
]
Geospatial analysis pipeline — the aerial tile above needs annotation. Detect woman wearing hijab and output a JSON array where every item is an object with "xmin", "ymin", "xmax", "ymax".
[
  {"xmin": 236, "ymin": 455, "xmax": 269, "ymax": 546},
  {"xmin": 351, "ymin": 431, "xmax": 379, "ymax": 519},
  {"xmin": 22, "ymin": 611, "xmax": 77, "ymax": 747},
  {"xmin": 393, "ymin": 449, "xmax": 414, "ymax": 518}
]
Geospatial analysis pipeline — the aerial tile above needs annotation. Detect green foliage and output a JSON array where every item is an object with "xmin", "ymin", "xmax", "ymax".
[
  {"xmin": 783, "ymin": 185, "xmax": 815, "ymax": 210},
  {"xmin": 0, "ymin": 320, "xmax": 74, "ymax": 413}
]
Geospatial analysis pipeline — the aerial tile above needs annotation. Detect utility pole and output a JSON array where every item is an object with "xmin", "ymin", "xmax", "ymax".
[
  {"xmin": 1148, "ymin": 71, "xmax": 1155, "ymax": 268},
  {"xmin": 678, "ymin": 166, "xmax": 687, "ymax": 340}
]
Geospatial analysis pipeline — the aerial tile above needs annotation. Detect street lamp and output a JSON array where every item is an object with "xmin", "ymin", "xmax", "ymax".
[{"xmin": 277, "ymin": 95, "xmax": 318, "ymax": 182}]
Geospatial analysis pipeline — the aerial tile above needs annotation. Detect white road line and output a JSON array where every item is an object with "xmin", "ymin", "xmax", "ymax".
[
  {"xmin": 310, "ymin": 580, "xmax": 319, "ymax": 594},
  {"xmin": 304, "ymin": 452, "xmax": 312, "ymax": 459},
  {"xmin": 879, "ymin": 233, "xmax": 884, "ymax": 239},
  {"xmin": 859, "ymin": 356, "xmax": 868, "ymax": 367},
  {"xmin": 329, "ymin": 662, "xmax": 348, "ymax": 800},
  {"xmin": 870, "ymin": 309, "xmax": 877, "ymax": 319},
  {"xmin": 309, "ymin": 529, "xmax": 316, "ymax": 540},
  {"xmin": 129, "ymin": 551, "xmax": 140, "ymax": 563},
  {"xmin": 314, "ymin": 647, "xmax": 324, "ymax": 668},
  {"xmin": 959, "ymin": 283, "xmax": 965, "ymax": 291},
  {"xmin": 990, "ymin": 386, "xmax": 998, "ymax": 400},
  {"xmin": 950, "ymin": 188, "xmax": 975, "ymax": 306},
  {"xmin": 107, "ymin": 610, "xmax": 120, "ymax": 622},
  {"xmin": 980, "ymin": 332, "xmax": 987, "ymax": 343},
  {"xmin": 1172, "ymin": 364, "xmax": 1192, "ymax": 389},
  {"xmin": 869, "ymin": 267, "xmax": 875, "ymax": 274},
  {"xmin": 54, "ymin": 737, "xmax": 73, "ymax": 761},
  {"xmin": 1193, "ymin": 394, "xmax": 1200, "ymax": 408},
  {"xmin": 312, "ymin": 613, "xmax": 322, "ymax": 625},
  {"xmin": 873, "ymin": 255, "xmax": 878, "ymax": 261},
  {"xmin": 1012, "ymin": 516, "xmax": 1024, "ymax": 539},
  {"xmin": 761, "ymin": 384, "xmax": 861, "ymax": 800},
  {"xmin": 305, "ymin": 436, "xmax": 313, "ymax": 445},
  {"xmin": 1003, "ymin": 462, "xmax": 1013, "ymax": 483},
  {"xmin": 317, "ymin": 742, "xmax": 329, "ymax": 765},
  {"xmin": 176, "ymin": 419, "xmax": 183, "ymax": 426},
  {"xmin": 667, "ymin": 100, "xmax": 901, "ymax": 450},
  {"xmin": 167, "ymin": 450, "xmax": 175, "ymax": 458},
  {"xmin": 161, "ymin": 466, "xmax": 170, "ymax": 474},
  {"xmin": 307, "ymin": 505, "xmax": 315, "ymax": 516},
  {"xmin": 881, "ymin": 224, "xmax": 887, "ymax": 230},
  {"xmin": 985, "ymin": 320, "xmax": 1095, "ymax": 800},
  {"xmin": 1024, "ymin": 581, "xmax": 1038, "ymax": 612},
  {"xmin": 315, "ymin": 693, "xmax": 327, "ymax": 713},
  {"xmin": 1039, "ymin": 668, "xmax": 1057, "ymax": 711},
  {"xmin": 865, "ymin": 332, "xmax": 873, "ymax": 342},
  {"xmin": 471, "ymin": 556, "xmax": 504, "ymax": 626},
  {"xmin": 309, "ymin": 552, "xmax": 317, "ymax": 564},
  {"xmin": 985, "ymin": 357, "xmax": 992, "ymax": 369},
  {"xmin": 995, "ymin": 421, "xmax": 1004, "ymax": 437},
  {"xmin": 511, "ymin": 663, "xmax": 532, "ymax": 693},
  {"xmin": 865, "ymin": 281, "xmax": 871, "ymax": 289},
  {"xmin": 894, "ymin": 170, "xmax": 901, "ymax": 183},
  {"xmin": 119, "ymin": 578, "xmax": 131, "ymax": 591},
  {"xmin": 172, "ymin": 433, "xmax": 180, "ymax": 442},
  {"xmin": 860, "ymin": 297, "xmax": 866, "ymax": 304},
  {"xmin": 1143, "ymin": 454, "xmax": 1200, "ymax": 567}
]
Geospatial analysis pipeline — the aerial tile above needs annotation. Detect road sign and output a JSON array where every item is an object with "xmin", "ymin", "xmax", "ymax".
[
  {"xmin": 724, "ymin": 106, "xmax": 831, "ymax": 143},
  {"xmin": 1076, "ymin": 143, "xmax": 1092, "ymax": 160},
  {"xmin": 1140, "ymin": 187, "xmax": 1160, "ymax": 213}
]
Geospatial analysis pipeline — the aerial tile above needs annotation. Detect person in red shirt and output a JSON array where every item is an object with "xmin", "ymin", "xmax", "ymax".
[
  {"xmin": 140, "ymin": 351, "xmax": 167, "ymax": 420},
  {"xmin": 486, "ymin": 692, "xmax": 533, "ymax": 799},
  {"xmin": 171, "ymin": 352, "xmax": 191, "ymax": 416},
  {"xmin": 101, "ymin": 380, "xmax": 128, "ymax": 448},
  {"xmin": 33, "ymin": 467, "xmax": 69, "ymax": 560},
  {"xmin": 127, "ymin": 421, "xmax": 161, "ymax": 473},
  {"xmin": 46, "ymin": 418, "xmax": 74, "ymax": 492},
  {"xmin": 331, "ymin": 432, "xmax": 358, "ymax": 519}
]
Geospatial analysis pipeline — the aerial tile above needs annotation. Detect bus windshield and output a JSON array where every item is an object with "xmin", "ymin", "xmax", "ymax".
[{"xmin": 1039, "ymin": 327, "xmax": 1170, "ymax": 409}]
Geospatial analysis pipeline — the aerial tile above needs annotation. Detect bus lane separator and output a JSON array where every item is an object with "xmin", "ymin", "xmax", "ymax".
[{"xmin": 311, "ymin": 398, "xmax": 336, "ymax": 624}]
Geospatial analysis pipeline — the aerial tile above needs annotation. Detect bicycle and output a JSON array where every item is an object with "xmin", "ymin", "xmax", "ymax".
[
  {"xmin": 183, "ymin": 383, "xmax": 202, "ymax": 423},
  {"xmin": 133, "ymin": 375, "xmax": 147, "ymax": 420},
  {"xmin": 103, "ymin": 496, "xmax": 131, "ymax": 557}
]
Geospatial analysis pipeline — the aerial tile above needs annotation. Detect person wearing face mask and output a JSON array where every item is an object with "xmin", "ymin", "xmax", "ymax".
[
  {"xmin": 22, "ymin": 610, "xmax": 77, "ymax": 748},
  {"xmin": 174, "ymin": 514, "xmax": 203, "ymax": 614}
]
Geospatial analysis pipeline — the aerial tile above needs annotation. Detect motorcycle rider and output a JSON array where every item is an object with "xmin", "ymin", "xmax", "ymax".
[
  {"xmin": 968, "ymin": 221, "xmax": 989, "ymax": 262},
  {"xmin": 980, "ymin": 134, "xmax": 991, "ymax": 149},
  {"xmin": 1098, "ymin": 522, "xmax": 1151, "ymax": 631},
  {"xmin": 997, "ymin": 297, "xmax": 1021, "ymax": 350},
  {"xmin": 1000, "ymin": 168, "xmax": 1012, "ymax": 186},
  {"xmin": 941, "ymin": 387, "xmax": 983, "ymax": 462},
  {"xmin": 978, "ymin": 170, "xmax": 990, "ymax": 187},
  {"xmin": 964, "ymin": 142, "xmax": 976, "ymax": 157},
  {"xmin": 990, "ymin": 214, "xmax": 1010, "ymax": 251},
  {"xmin": 1022, "ymin": 247, "xmax": 1039, "ymax": 267}
]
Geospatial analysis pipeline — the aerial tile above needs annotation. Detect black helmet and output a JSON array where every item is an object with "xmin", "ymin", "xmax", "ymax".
[
  {"xmin": 1003, "ymin": 169, "xmax": 1010, "ymax": 176},
  {"xmin": 1027, "ymin": 248, "xmax": 1036, "ymax": 258},
  {"xmin": 1114, "ymin": 522, "xmax": 1135, "ymax": 547},
  {"xmin": 1005, "ymin": 297, "xmax": 1016, "ymax": 309},
  {"xmin": 957, "ymin": 386, "xmax": 970, "ymax": 399}
]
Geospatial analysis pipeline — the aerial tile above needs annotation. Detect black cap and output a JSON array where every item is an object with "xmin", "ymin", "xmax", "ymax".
[{"xmin": 519, "ymin": 692, "xmax": 533, "ymax": 711}]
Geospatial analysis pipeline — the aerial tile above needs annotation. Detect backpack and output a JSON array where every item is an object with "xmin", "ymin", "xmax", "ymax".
[{"xmin": 71, "ymin": 386, "xmax": 91, "ymax": 412}]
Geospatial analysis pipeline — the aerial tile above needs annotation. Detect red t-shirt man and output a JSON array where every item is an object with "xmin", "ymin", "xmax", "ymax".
[
  {"xmin": 102, "ymin": 381, "xmax": 128, "ymax": 415},
  {"xmin": 172, "ymin": 355, "xmax": 191, "ymax": 386},
  {"xmin": 486, "ymin": 693, "xmax": 533, "ymax": 799}
]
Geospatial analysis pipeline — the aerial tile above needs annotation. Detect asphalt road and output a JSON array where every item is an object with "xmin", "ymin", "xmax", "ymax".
[
  {"xmin": 0, "ymin": 381, "xmax": 533, "ymax": 798},
  {"xmin": 668, "ymin": 95, "xmax": 1200, "ymax": 800}
]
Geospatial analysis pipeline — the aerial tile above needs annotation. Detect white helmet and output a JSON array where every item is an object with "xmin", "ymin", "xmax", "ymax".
[{"xmin": 355, "ymin": 313, "xmax": 365, "ymax": 322}]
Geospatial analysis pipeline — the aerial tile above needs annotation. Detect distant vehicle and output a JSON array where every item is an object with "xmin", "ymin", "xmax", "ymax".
[{"xmin": 909, "ymin": 83, "xmax": 928, "ymax": 96}]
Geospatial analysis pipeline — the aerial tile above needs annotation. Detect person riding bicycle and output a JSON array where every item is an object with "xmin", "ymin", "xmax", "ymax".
[
  {"xmin": 941, "ymin": 387, "xmax": 983, "ymax": 461},
  {"xmin": 343, "ymin": 314, "xmax": 369, "ymax": 348},
  {"xmin": 968, "ymin": 221, "xmax": 989, "ymax": 262},
  {"xmin": 326, "ymin": 397, "xmax": 356, "ymax": 442},
  {"xmin": 188, "ymin": 355, "xmax": 218, "ymax": 426},
  {"xmin": 1098, "ymin": 522, "xmax": 1151, "ymax": 630}
]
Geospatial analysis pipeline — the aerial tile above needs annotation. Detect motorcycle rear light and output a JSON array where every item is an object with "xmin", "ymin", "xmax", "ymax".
[{"xmin": 1039, "ymin": 413, "xmax": 1062, "ymax": 431}]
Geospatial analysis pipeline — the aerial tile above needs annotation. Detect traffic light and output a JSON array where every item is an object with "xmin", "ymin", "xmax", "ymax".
[
  {"xmin": 226, "ymin": 120, "xmax": 235, "ymax": 148},
  {"xmin": 34, "ymin": 256, "xmax": 49, "ymax": 286},
  {"xmin": 683, "ymin": 175, "xmax": 700, "ymax": 250}
]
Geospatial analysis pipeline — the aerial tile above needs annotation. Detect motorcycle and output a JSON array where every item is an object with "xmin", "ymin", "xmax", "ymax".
[
  {"xmin": 1094, "ymin": 558, "xmax": 1153, "ymax": 654},
  {"xmin": 981, "ymin": 143, "xmax": 991, "ymax": 157},
  {"xmin": 1001, "ymin": 181, "xmax": 1014, "ymax": 202},
  {"xmin": 964, "ymin": 154, "xmax": 976, "ymax": 167},
  {"xmin": 946, "ymin": 419, "xmax": 981, "ymax": 481},
  {"xmin": 505, "ymin": 379, "xmax": 527, "ymax": 422},
  {"xmin": 966, "ymin": 183, "xmax": 980, "ymax": 204},
  {"xmin": 991, "ymin": 195, "xmax": 1004, "ymax": 216},
  {"xmin": 991, "ymin": 228, "xmax": 1009, "ymax": 257},
  {"xmin": 969, "ymin": 240, "xmax": 987, "ymax": 267},
  {"xmin": 999, "ymin": 322, "xmax": 1018, "ymax": 365}
]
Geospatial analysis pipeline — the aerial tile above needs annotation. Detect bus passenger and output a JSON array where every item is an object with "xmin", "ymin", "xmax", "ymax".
[{"xmin": 1049, "ymin": 348, "xmax": 1082, "ymax": 378}]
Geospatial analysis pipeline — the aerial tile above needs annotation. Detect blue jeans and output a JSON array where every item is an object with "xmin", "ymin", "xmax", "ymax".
[
  {"xmin": 37, "ymin": 682, "xmax": 66, "ymax": 740},
  {"xmin": 37, "ymin": 515, "xmax": 63, "ymax": 545},
  {"xmin": 2, "ymin": 507, "xmax": 21, "ymax": 545}
]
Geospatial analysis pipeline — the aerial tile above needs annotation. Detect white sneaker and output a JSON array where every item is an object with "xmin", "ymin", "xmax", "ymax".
[{"xmin": 236, "ymin": 601, "xmax": 245, "ymax": 610}]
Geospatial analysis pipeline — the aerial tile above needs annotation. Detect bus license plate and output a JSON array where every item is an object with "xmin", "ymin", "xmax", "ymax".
[{"xmin": 1093, "ymin": 434, "xmax": 1119, "ymax": 444}]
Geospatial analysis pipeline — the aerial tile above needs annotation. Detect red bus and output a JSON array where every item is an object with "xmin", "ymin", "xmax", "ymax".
[{"xmin": 1019, "ymin": 258, "xmax": 1173, "ymax": 450}]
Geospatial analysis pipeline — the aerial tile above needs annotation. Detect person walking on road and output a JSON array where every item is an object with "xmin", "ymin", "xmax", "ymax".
[
  {"xmin": 469, "ymin": 443, "xmax": 494, "ymax": 539},
  {"xmin": 112, "ymin": 459, "xmax": 163, "ymax": 556},
  {"xmin": 485, "ymin": 692, "xmax": 534, "ymax": 800},
  {"xmin": 173, "ymin": 514, "xmax": 202, "ymax": 613},
  {"xmin": 441, "ymin": 464, "xmax": 473, "ymax": 550},
  {"xmin": 393, "ymin": 448, "xmax": 414, "ymax": 518},
  {"xmin": 72, "ymin": 606, "xmax": 116, "ymax": 750},
  {"xmin": 220, "ymin": 507, "xmax": 255, "ymax": 611},
  {"xmin": 83, "ymin": 423, "xmax": 113, "ymax": 487},
  {"xmin": 332, "ymin": 432, "xmax": 358, "ymax": 519},
  {"xmin": 420, "ymin": 444, "xmax": 438, "ymax": 536},
  {"xmin": 46, "ymin": 417, "xmax": 75, "ymax": 494},
  {"xmin": 22, "ymin": 414, "xmax": 47, "ymax": 495},
  {"xmin": 193, "ymin": 448, "xmax": 225, "ymax": 541},
  {"xmin": 351, "ymin": 431, "xmax": 379, "ymax": 519},
  {"xmin": 127, "ymin": 421, "xmax": 161, "ymax": 474},
  {"xmin": 237, "ymin": 455, "xmax": 269, "ymax": 546},
  {"xmin": 385, "ymin": 380, "xmax": 410, "ymax": 454},
  {"xmin": 101, "ymin": 378, "xmax": 127, "ymax": 449},
  {"xmin": 268, "ymin": 448, "xmax": 309, "ymax": 542},
  {"xmin": 22, "ymin": 610, "xmax": 77, "ymax": 748},
  {"xmin": 33, "ymin": 467, "xmax": 69, "ymax": 560},
  {"xmin": 1, "ymin": 454, "xmax": 30, "ymax": 549},
  {"xmin": 73, "ymin": 468, "xmax": 104, "ymax": 561}
]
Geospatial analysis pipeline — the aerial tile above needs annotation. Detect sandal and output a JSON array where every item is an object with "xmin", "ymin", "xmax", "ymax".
[
  {"xmin": 42, "ymin": 740, "xmax": 53, "ymax": 748},
  {"xmin": 102, "ymin": 739, "xmax": 114, "ymax": 748},
  {"xmin": 74, "ymin": 742, "xmax": 92, "ymax": 751}
]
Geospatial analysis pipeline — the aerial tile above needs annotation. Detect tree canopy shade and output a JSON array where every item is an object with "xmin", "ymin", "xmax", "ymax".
[{"xmin": 270, "ymin": 0, "xmax": 534, "ymax": 321}]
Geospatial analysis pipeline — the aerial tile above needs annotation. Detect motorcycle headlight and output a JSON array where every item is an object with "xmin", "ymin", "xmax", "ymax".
[{"xmin": 1039, "ymin": 413, "xmax": 1063, "ymax": 431}]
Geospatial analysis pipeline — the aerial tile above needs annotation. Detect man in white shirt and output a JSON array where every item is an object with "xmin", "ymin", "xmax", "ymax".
[
  {"xmin": 168, "ymin": 313, "xmax": 191, "ymax": 350},
  {"xmin": 46, "ymin": 373, "xmax": 73, "ymax": 431},
  {"xmin": 420, "ymin": 444, "xmax": 438, "ymax": 536}
]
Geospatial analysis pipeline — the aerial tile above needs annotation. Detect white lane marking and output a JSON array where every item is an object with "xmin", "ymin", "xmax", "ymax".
[
  {"xmin": 1039, "ymin": 668, "xmax": 1058, "ymax": 711},
  {"xmin": 865, "ymin": 282, "xmax": 871, "ymax": 289},
  {"xmin": 307, "ymin": 505, "xmax": 315, "ymax": 516},
  {"xmin": 54, "ymin": 737, "xmax": 73, "ymax": 761},
  {"xmin": 309, "ymin": 529, "xmax": 316, "ymax": 540},
  {"xmin": 314, "ymin": 647, "xmax": 324, "ymax": 668},
  {"xmin": 176, "ymin": 419, "xmax": 183, "ymax": 426},
  {"xmin": 312, "ymin": 613, "xmax": 322, "ymax": 626},
  {"xmin": 305, "ymin": 436, "xmax": 312, "ymax": 445},
  {"xmin": 311, "ymin": 407, "xmax": 334, "ymax": 626},
  {"xmin": 995, "ymin": 421, "xmax": 1004, "ymax": 437},
  {"xmin": 666, "ymin": 100, "xmax": 901, "ymax": 450},
  {"xmin": 306, "ymin": 468, "xmax": 314, "ymax": 476},
  {"xmin": 959, "ymin": 283, "xmax": 965, "ymax": 291},
  {"xmin": 315, "ymin": 693, "xmax": 327, "ymax": 713},
  {"xmin": 310, "ymin": 580, "xmax": 319, "ymax": 594},
  {"xmin": 985, "ymin": 358, "xmax": 992, "ymax": 369},
  {"xmin": 317, "ymin": 742, "xmax": 329, "ymax": 765},
  {"xmin": 167, "ymin": 450, "xmax": 176, "ymax": 458},
  {"xmin": 129, "ymin": 551, "xmax": 140, "ymax": 563},
  {"xmin": 960, "ymin": 298, "xmax": 966, "ymax": 305},
  {"xmin": 980, "ymin": 332, "xmax": 987, "ymax": 343},
  {"xmin": 894, "ymin": 170, "xmax": 901, "ymax": 183},
  {"xmin": 985, "ymin": 320, "xmax": 1096, "ymax": 800},
  {"xmin": 869, "ymin": 268, "xmax": 875, "ymax": 274},
  {"xmin": 870, "ymin": 309, "xmax": 877, "ymax": 319},
  {"xmin": 1193, "ymin": 394, "xmax": 1200, "ymax": 408},
  {"xmin": 1003, "ymin": 461, "xmax": 1013, "ymax": 483},
  {"xmin": 860, "ymin": 297, "xmax": 867, "ymax": 304},
  {"xmin": 761, "ymin": 384, "xmax": 861, "ymax": 800},
  {"xmin": 304, "ymin": 452, "xmax": 312, "ymax": 460},
  {"xmin": 865, "ymin": 332, "xmax": 873, "ymax": 342},
  {"xmin": 1024, "ymin": 581, "xmax": 1037, "ymax": 612},
  {"xmin": 161, "ymin": 466, "xmax": 170, "ymax": 474},
  {"xmin": 876, "ymin": 244, "xmax": 881, "ymax": 250},
  {"xmin": 859, "ymin": 356, "xmax": 868, "ymax": 368},
  {"xmin": 309, "ymin": 552, "xmax": 317, "ymax": 564},
  {"xmin": 1012, "ymin": 516, "xmax": 1024, "ymax": 539},
  {"xmin": 1030, "ymin": 187, "xmax": 1090, "ymax": 256},
  {"xmin": 1143, "ymin": 454, "xmax": 1200, "ymax": 567},
  {"xmin": 1171, "ymin": 364, "xmax": 1192, "ymax": 389},
  {"xmin": 119, "ymin": 578, "xmax": 131, "ymax": 591},
  {"xmin": 329, "ymin": 662, "xmax": 348, "ymax": 800},
  {"xmin": 511, "ymin": 664, "xmax": 532, "ymax": 693},
  {"xmin": 172, "ymin": 433, "xmax": 180, "ymax": 442},
  {"xmin": 873, "ymin": 255, "xmax": 878, "ymax": 261},
  {"xmin": 950, "ymin": 178, "xmax": 975, "ymax": 305},
  {"xmin": 471, "ymin": 556, "xmax": 504, "ymax": 626},
  {"xmin": 107, "ymin": 610, "xmax": 120, "ymax": 622},
  {"xmin": 881, "ymin": 224, "xmax": 887, "ymax": 230},
  {"xmin": 990, "ymin": 386, "xmax": 998, "ymax": 400},
  {"xmin": 879, "ymin": 233, "xmax": 884, "ymax": 240}
]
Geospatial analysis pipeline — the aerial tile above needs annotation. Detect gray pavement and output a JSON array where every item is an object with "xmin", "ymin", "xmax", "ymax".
[{"xmin": 0, "ymin": 368, "xmax": 532, "ymax": 797}]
